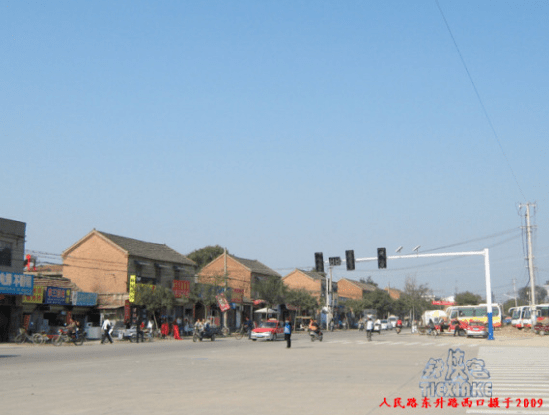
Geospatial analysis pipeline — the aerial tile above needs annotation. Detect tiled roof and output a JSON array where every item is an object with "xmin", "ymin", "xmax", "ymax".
[
  {"xmin": 229, "ymin": 255, "xmax": 281, "ymax": 277},
  {"xmin": 97, "ymin": 231, "xmax": 196, "ymax": 267},
  {"xmin": 300, "ymin": 270, "xmax": 325, "ymax": 281},
  {"xmin": 32, "ymin": 274, "xmax": 83, "ymax": 291},
  {"xmin": 341, "ymin": 278, "xmax": 377, "ymax": 291}
]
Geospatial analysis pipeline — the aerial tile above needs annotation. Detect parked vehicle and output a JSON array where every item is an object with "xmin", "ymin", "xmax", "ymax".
[
  {"xmin": 465, "ymin": 321, "xmax": 488, "ymax": 338},
  {"xmin": 511, "ymin": 306, "xmax": 532, "ymax": 329},
  {"xmin": 380, "ymin": 320, "xmax": 389, "ymax": 331},
  {"xmin": 446, "ymin": 304, "xmax": 502, "ymax": 328},
  {"xmin": 388, "ymin": 316, "xmax": 397, "ymax": 329},
  {"xmin": 533, "ymin": 317, "xmax": 549, "ymax": 335},
  {"xmin": 250, "ymin": 319, "xmax": 283, "ymax": 341},
  {"xmin": 15, "ymin": 328, "xmax": 38, "ymax": 345},
  {"xmin": 32, "ymin": 331, "xmax": 57, "ymax": 345}
]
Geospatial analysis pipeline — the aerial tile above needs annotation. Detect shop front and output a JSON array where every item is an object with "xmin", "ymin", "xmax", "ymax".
[{"xmin": 0, "ymin": 272, "xmax": 33, "ymax": 342}]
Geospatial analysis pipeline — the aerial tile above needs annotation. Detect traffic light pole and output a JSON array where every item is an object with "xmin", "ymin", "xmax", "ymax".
[
  {"xmin": 353, "ymin": 249, "xmax": 495, "ymax": 340},
  {"xmin": 325, "ymin": 265, "xmax": 334, "ymax": 330}
]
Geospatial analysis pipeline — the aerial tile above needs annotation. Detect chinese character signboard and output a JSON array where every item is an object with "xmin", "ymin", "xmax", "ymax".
[
  {"xmin": 44, "ymin": 287, "xmax": 72, "ymax": 305},
  {"xmin": 23, "ymin": 286, "xmax": 45, "ymax": 304},
  {"xmin": 129, "ymin": 275, "xmax": 136, "ymax": 303},
  {"xmin": 216, "ymin": 293, "xmax": 231, "ymax": 312},
  {"xmin": 0, "ymin": 272, "xmax": 34, "ymax": 295},
  {"xmin": 72, "ymin": 291, "xmax": 98, "ymax": 307},
  {"xmin": 173, "ymin": 280, "xmax": 190, "ymax": 298}
]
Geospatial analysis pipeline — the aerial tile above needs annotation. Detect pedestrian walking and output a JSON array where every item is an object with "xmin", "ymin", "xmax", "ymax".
[
  {"xmin": 101, "ymin": 318, "xmax": 113, "ymax": 344},
  {"xmin": 284, "ymin": 318, "xmax": 292, "ymax": 348}
]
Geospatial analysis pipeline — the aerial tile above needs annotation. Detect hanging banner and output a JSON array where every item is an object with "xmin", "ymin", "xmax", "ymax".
[
  {"xmin": 173, "ymin": 280, "xmax": 190, "ymax": 298},
  {"xmin": 0, "ymin": 272, "xmax": 33, "ymax": 295},
  {"xmin": 129, "ymin": 275, "xmax": 136, "ymax": 303},
  {"xmin": 23, "ymin": 286, "xmax": 45, "ymax": 304},
  {"xmin": 44, "ymin": 287, "xmax": 72, "ymax": 305},
  {"xmin": 216, "ymin": 293, "xmax": 231, "ymax": 312}
]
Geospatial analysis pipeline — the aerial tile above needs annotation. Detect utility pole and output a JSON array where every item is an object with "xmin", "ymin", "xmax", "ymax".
[
  {"xmin": 520, "ymin": 203, "xmax": 537, "ymax": 316},
  {"xmin": 512, "ymin": 278, "xmax": 518, "ymax": 307}
]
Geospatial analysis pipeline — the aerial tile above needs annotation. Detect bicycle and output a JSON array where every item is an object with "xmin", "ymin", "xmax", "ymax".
[
  {"xmin": 32, "ymin": 331, "xmax": 56, "ymax": 345},
  {"xmin": 53, "ymin": 328, "xmax": 86, "ymax": 346},
  {"xmin": 15, "ymin": 328, "xmax": 38, "ymax": 345},
  {"xmin": 234, "ymin": 325, "xmax": 249, "ymax": 340}
]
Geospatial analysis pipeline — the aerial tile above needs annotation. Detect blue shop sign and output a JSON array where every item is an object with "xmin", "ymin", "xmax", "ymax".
[
  {"xmin": 0, "ymin": 272, "xmax": 33, "ymax": 295},
  {"xmin": 44, "ymin": 286, "xmax": 72, "ymax": 305},
  {"xmin": 72, "ymin": 291, "xmax": 98, "ymax": 307}
]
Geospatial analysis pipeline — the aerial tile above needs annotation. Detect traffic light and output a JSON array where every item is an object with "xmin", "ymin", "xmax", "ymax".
[
  {"xmin": 377, "ymin": 247, "xmax": 387, "ymax": 269},
  {"xmin": 345, "ymin": 250, "xmax": 355, "ymax": 271},
  {"xmin": 314, "ymin": 252, "xmax": 324, "ymax": 273}
]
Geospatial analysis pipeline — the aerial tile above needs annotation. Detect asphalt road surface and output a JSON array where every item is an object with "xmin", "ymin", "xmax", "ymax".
[{"xmin": 1, "ymin": 329, "xmax": 548, "ymax": 415}]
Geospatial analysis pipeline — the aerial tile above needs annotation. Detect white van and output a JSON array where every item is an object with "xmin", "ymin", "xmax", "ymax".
[{"xmin": 387, "ymin": 316, "xmax": 397, "ymax": 329}]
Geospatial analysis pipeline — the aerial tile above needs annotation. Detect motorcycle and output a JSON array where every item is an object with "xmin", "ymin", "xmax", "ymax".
[
  {"xmin": 53, "ymin": 327, "xmax": 86, "ymax": 346},
  {"xmin": 395, "ymin": 321, "xmax": 403, "ymax": 334},
  {"xmin": 193, "ymin": 327, "xmax": 216, "ymax": 342},
  {"xmin": 309, "ymin": 329, "xmax": 323, "ymax": 342}
]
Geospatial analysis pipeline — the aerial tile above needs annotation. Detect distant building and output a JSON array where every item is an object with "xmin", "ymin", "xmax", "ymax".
[
  {"xmin": 198, "ymin": 252, "xmax": 280, "ymax": 326},
  {"xmin": 282, "ymin": 269, "xmax": 327, "ymax": 302},
  {"xmin": 0, "ymin": 217, "xmax": 27, "ymax": 342},
  {"xmin": 337, "ymin": 278, "xmax": 376, "ymax": 301}
]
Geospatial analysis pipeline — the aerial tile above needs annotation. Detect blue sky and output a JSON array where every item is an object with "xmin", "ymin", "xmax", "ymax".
[{"xmin": 3, "ymin": 1, "xmax": 548, "ymax": 301}]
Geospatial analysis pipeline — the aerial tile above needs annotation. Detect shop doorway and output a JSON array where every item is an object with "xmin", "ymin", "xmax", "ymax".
[{"xmin": 0, "ymin": 306, "xmax": 12, "ymax": 342}]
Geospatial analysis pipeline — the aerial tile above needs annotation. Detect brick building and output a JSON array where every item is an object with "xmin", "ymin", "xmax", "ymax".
[
  {"xmin": 198, "ymin": 252, "xmax": 280, "ymax": 327},
  {"xmin": 337, "ymin": 278, "xmax": 377, "ymax": 301},
  {"xmin": 282, "ymin": 269, "xmax": 327, "ymax": 302},
  {"xmin": 62, "ymin": 230, "xmax": 196, "ymax": 321}
]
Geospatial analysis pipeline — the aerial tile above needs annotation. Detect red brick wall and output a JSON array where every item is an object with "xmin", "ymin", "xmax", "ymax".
[
  {"xmin": 282, "ymin": 270, "xmax": 323, "ymax": 301},
  {"xmin": 337, "ymin": 279, "xmax": 363, "ymax": 300},
  {"xmin": 199, "ymin": 255, "xmax": 252, "ymax": 298},
  {"xmin": 63, "ymin": 233, "xmax": 128, "ymax": 293}
]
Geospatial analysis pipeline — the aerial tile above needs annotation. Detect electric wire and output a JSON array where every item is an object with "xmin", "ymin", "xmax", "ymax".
[{"xmin": 435, "ymin": 0, "xmax": 526, "ymax": 200}]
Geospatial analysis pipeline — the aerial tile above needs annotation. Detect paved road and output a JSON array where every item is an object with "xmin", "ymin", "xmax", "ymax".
[{"xmin": 1, "ymin": 329, "xmax": 547, "ymax": 415}]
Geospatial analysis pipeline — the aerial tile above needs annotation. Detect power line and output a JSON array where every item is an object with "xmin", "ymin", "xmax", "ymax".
[{"xmin": 435, "ymin": 0, "xmax": 526, "ymax": 200}]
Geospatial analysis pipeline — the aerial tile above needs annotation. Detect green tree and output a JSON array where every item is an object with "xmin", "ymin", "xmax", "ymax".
[
  {"xmin": 455, "ymin": 291, "xmax": 482, "ymax": 306},
  {"xmin": 285, "ymin": 288, "xmax": 318, "ymax": 315},
  {"xmin": 502, "ymin": 298, "xmax": 527, "ymax": 315},
  {"xmin": 187, "ymin": 245, "xmax": 226, "ymax": 270},
  {"xmin": 518, "ymin": 286, "xmax": 548, "ymax": 303},
  {"xmin": 398, "ymin": 276, "xmax": 431, "ymax": 321},
  {"xmin": 342, "ymin": 298, "xmax": 367, "ymax": 321},
  {"xmin": 252, "ymin": 276, "xmax": 287, "ymax": 309},
  {"xmin": 363, "ymin": 289, "xmax": 393, "ymax": 318},
  {"xmin": 133, "ymin": 284, "xmax": 176, "ymax": 327}
]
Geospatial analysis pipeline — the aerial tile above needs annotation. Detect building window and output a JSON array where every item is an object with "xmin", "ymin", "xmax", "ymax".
[
  {"xmin": 0, "ymin": 241, "xmax": 12, "ymax": 267},
  {"xmin": 155, "ymin": 264, "xmax": 161, "ymax": 281}
]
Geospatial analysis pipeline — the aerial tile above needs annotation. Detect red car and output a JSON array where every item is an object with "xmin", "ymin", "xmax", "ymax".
[
  {"xmin": 465, "ymin": 321, "xmax": 488, "ymax": 338},
  {"xmin": 250, "ymin": 319, "xmax": 284, "ymax": 341}
]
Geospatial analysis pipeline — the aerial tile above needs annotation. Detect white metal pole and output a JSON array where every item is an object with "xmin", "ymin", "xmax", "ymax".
[{"xmin": 484, "ymin": 249, "xmax": 494, "ymax": 340}]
